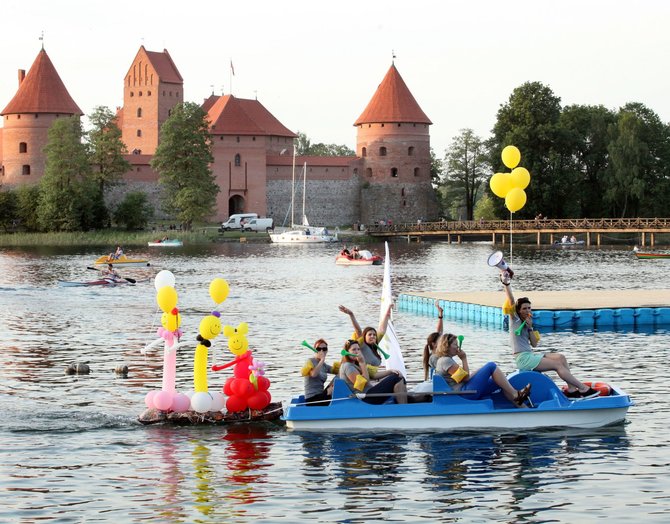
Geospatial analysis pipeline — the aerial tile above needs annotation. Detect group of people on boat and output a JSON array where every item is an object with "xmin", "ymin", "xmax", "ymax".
[
  {"xmin": 301, "ymin": 266, "xmax": 599, "ymax": 407},
  {"xmin": 339, "ymin": 246, "xmax": 361, "ymax": 259}
]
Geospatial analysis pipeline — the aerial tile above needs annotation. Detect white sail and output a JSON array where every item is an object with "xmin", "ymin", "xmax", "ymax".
[{"xmin": 379, "ymin": 242, "xmax": 406, "ymax": 377}]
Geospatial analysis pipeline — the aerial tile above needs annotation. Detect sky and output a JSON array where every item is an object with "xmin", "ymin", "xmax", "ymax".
[{"xmin": 1, "ymin": 0, "xmax": 669, "ymax": 156}]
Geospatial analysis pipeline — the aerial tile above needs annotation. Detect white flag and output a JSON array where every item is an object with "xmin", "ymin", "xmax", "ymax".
[{"xmin": 379, "ymin": 242, "xmax": 407, "ymax": 377}]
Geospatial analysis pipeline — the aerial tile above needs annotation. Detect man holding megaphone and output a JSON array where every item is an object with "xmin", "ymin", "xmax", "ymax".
[{"xmin": 498, "ymin": 261, "xmax": 599, "ymax": 400}]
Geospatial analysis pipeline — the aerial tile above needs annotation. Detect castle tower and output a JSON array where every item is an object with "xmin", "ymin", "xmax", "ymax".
[
  {"xmin": 354, "ymin": 64, "xmax": 438, "ymax": 223},
  {"xmin": 0, "ymin": 48, "xmax": 82, "ymax": 187},
  {"xmin": 120, "ymin": 46, "xmax": 183, "ymax": 155}
]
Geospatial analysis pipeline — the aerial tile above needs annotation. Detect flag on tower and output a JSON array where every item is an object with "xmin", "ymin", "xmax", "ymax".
[{"xmin": 230, "ymin": 60, "xmax": 235, "ymax": 76}]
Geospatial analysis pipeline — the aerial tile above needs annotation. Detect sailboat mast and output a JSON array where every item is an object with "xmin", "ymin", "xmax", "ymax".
[
  {"xmin": 291, "ymin": 146, "xmax": 296, "ymax": 228},
  {"xmin": 302, "ymin": 162, "xmax": 307, "ymax": 225}
]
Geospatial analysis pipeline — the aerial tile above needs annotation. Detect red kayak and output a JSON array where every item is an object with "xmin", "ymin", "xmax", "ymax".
[{"xmin": 58, "ymin": 278, "xmax": 134, "ymax": 287}]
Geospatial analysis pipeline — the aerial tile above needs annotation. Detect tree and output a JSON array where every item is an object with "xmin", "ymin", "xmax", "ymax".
[
  {"xmin": 444, "ymin": 129, "xmax": 489, "ymax": 220},
  {"xmin": 151, "ymin": 102, "xmax": 218, "ymax": 230},
  {"xmin": 113, "ymin": 191, "xmax": 154, "ymax": 230},
  {"xmin": 37, "ymin": 116, "xmax": 94, "ymax": 231},
  {"xmin": 0, "ymin": 190, "xmax": 17, "ymax": 232},
  {"xmin": 14, "ymin": 185, "xmax": 42, "ymax": 231},
  {"xmin": 87, "ymin": 106, "xmax": 130, "ymax": 195},
  {"xmin": 295, "ymin": 131, "xmax": 355, "ymax": 156},
  {"xmin": 490, "ymin": 82, "xmax": 563, "ymax": 218}
]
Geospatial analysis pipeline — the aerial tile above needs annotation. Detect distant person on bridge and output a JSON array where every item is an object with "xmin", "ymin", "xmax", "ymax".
[{"xmin": 500, "ymin": 270, "xmax": 599, "ymax": 400}]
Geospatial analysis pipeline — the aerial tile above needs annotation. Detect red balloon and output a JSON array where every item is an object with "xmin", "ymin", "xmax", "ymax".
[
  {"xmin": 234, "ymin": 354, "xmax": 254, "ymax": 379},
  {"xmin": 248, "ymin": 391, "xmax": 270, "ymax": 410},
  {"xmin": 256, "ymin": 376, "xmax": 270, "ymax": 391},
  {"xmin": 223, "ymin": 377, "xmax": 235, "ymax": 396},
  {"xmin": 226, "ymin": 395, "xmax": 248, "ymax": 413},
  {"xmin": 231, "ymin": 378, "xmax": 253, "ymax": 398}
]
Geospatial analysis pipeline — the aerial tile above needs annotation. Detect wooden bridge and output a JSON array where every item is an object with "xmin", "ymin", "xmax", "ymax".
[{"xmin": 365, "ymin": 218, "xmax": 670, "ymax": 246}]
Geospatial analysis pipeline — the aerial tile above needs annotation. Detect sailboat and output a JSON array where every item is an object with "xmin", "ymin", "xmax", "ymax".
[{"xmin": 270, "ymin": 150, "xmax": 338, "ymax": 244}]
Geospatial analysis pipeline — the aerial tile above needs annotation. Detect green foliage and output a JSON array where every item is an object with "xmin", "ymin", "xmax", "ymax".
[
  {"xmin": 444, "ymin": 129, "xmax": 489, "ymax": 220},
  {"xmin": 87, "ymin": 106, "xmax": 130, "ymax": 194},
  {"xmin": 430, "ymin": 147, "xmax": 444, "ymax": 186},
  {"xmin": 37, "ymin": 117, "xmax": 96, "ymax": 231},
  {"xmin": 474, "ymin": 194, "xmax": 497, "ymax": 220},
  {"xmin": 14, "ymin": 185, "xmax": 42, "ymax": 231},
  {"xmin": 151, "ymin": 102, "xmax": 218, "ymax": 230},
  {"xmin": 113, "ymin": 191, "xmax": 154, "ymax": 230},
  {"xmin": 0, "ymin": 190, "xmax": 17, "ymax": 232},
  {"xmin": 295, "ymin": 131, "xmax": 355, "ymax": 156}
]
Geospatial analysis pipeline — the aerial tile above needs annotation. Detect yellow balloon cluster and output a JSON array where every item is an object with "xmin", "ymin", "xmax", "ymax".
[{"xmin": 489, "ymin": 146, "xmax": 531, "ymax": 213}]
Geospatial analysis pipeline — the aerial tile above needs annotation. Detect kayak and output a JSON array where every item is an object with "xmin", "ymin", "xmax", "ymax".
[
  {"xmin": 58, "ymin": 278, "xmax": 133, "ymax": 287},
  {"xmin": 283, "ymin": 371, "xmax": 633, "ymax": 432},
  {"xmin": 148, "ymin": 239, "xmax": 183, "ymax": 247},
  {"xmin": 635, "ymin": 252, "xmax": 670, "ymax": 259},
  {"xmin": 93, "ymin": 255, "xmax": 150, "ymax": 267}
]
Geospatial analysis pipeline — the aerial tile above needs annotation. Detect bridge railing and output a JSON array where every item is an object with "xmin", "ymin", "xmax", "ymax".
[{"xmin": 365, "ymin": 218, "xmax": 670, "ymax": 234}]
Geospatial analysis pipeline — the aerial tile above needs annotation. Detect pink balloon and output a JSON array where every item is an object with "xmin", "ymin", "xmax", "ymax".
[
  {"xmin": 161, "ymin": 344, "xmax": 177, "ymax": 393},
  {"xmin": 172, "ymin": 393, "xmax": 191, "ymax": 413},
  {"xmin": 145, "ymin": 390, "xmax": 157, "ymax": 409},
  {"xmin": 154, "ymin": 390, "xmax": 173, "ymax": 411}
]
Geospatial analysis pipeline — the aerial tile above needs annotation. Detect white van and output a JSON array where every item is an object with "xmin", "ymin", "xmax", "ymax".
[
  {"xmin": 242, "ymin": 217, "xmax": 274, "ymax": 233},
  {"xmin": 220, "ymin": 213, "xmax": 258, "ymax": 231}
]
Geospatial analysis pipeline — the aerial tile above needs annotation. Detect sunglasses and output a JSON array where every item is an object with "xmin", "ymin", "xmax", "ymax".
[{"xmin": 316, "ymin": 346, "xmax": 328, "ymax": 351}]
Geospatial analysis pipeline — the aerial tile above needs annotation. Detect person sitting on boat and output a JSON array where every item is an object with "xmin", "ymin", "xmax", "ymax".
[
  {"xmin": 501, "ymin": 271, "xmax": 599, "ymax": 399},
  {"xmin": 301, "ymin": 338, "xmax": 338, "ymax": 406},
  {"xmin": 570, "ymin": 235, "xmax": 577, "ymax": 243},
  {"xmin": 101, "ymin": 264, "xmax": 120, "ymax": 280},
  {"xmin": 339, "ymin": 339, "xmax": 407, "ymax": 404},
  {"xmin": 339, "ymin": 303, "xmax": 393, "ymax": 367},
  {"xmin": 340, "ymin": 246, "xmax": 351, "ymax": 257},
  {"xmin": 352, "ymin": 246, "xmax": 361, "ymax": 259},
  {"xmin": 422, "ymin": 300, "xmax": 445, "ymax": 381},
  {"xmin": 561, "ymin": 235, "xmax": 569, "ymax": 244},
  {"xmin": 161, "ymin": 236, "xmax": 169, "ymax": 242},
  {"xmin": 434, "ymin": 333, "xmax": 532, "ymax": 406},
  {"xmin": 109, "ymin": 245, "xmax": 124, "ymax": 260}
]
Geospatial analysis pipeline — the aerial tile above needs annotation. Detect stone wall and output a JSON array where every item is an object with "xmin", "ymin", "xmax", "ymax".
[{"xmin": 360, "ymin": 181, "xmax": 439, "ymax": 225}]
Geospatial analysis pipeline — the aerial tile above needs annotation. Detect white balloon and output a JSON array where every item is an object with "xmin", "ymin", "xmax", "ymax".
[
  {"xmin": 154, "ymin": 270, "xmax": 176, "ymax": 291},
  {"xmin": 210, "ymin": 391, "xmax": 226, "ymax": 412},
  {"xmin": 190, "ymin": 391, "xmax": 213, "ymax": 413}
]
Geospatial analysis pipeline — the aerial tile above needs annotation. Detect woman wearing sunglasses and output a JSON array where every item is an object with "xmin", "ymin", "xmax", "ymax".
[{"xmin": 301, "ymin": 339, "xmax": 338, "ymax": 406}]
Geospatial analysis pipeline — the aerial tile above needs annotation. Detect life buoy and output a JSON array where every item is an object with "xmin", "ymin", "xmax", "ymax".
[{"xmin": 562, "ymin": 381, "xmax": 611, "ymax": 397}]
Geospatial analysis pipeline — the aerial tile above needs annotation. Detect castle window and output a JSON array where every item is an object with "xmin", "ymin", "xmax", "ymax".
[
  {"xmin": 353, "ymin": 168, "xmax": 358, "ymax": 175},
  {"xmin": 147, "ymin": 90, "xmax": 151, "ymax": 96},
  {"xmin": 168, "ymin": 109, "xmax": 171, "ymax": 117},
  {"xmin": 17, "ymin": 115, "xmax": 21, "ymax": 119},
  {"xmin": 22, "ymin": 165, "xmax": 31, "ymax": 175},
  {"xmin": 402, "ymin": 200, "xmax": 407, "ymax": 206},
  {"xmin": 34, "ymin": 114, "xmax": 39, "ymax": 119},
  {"xmin": 401, "ymin": 188, "xmax": 405, "ymax": 196},
  {"xmin": 391, "ymin": 168, "xmax": 398, "ymax": 177},
  {"xmin": 381, "ymin": 123, "xmax": 385, "ymax": 127},
  {"xmin": 379, "ymin": 147, "xmax": 387, "ymax": 156},
  {"xmin": 397, "ymin": 123, "xmax": 401, "ymax": 127},
  {"xmin": 137, "ymin": 108, "xmax": 142, "ymax": 118},
  {"xmin": 362, "ymin": 147, "xmax": 367, "ymax": 157},
  {"xmin": 176, "ymin": 92, "xmax": 180, "ymax": 97},
  {"xmin": 163, "ymin": 90, "xmax": 166, "ymax": 96},
  {"xmin": 137, "ymin": 130, "xmax": 142, "ymax": 137},
  {"xmin": 252, "ymin": 137, "xmax": 256, "ymax": 141},
  {"xmin": 236, "ymin": 136, "xmax": 240, "ymax": 143},
  {"xmin": 235, "ymin": 154, "xmax": 241, "ymax": 166},
  {"xmin": 19, "ymin": 142, "xmax": 27, "ymax": 153},
  {"xmin": 130, "ymin": 92, "xmax": 134, "ymax": 97},
  {"xmin": 220, "ymin": 136, "xmax": 224, "ymax": 141},
  {"xmin": 139, "ymin": 91, "xmax": 143, "ymax": 97},
  {"xmin": 366, "ymin": 168, "xmax": 372, "ymax": 177},
  {"xmin": 169, "ymin": 91, "xmax": 172, "ymax": 96},
  {"xmin": 408, "ymin": 146, "xmax": 415, "ymax": 156},
  {"xmin": 414, "ymin": 168, "xmax": 420, "ymax": 177}
]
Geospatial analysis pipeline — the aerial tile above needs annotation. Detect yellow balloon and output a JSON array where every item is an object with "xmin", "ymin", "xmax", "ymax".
[
  {"xmin": 161, "ymin": 311, "xmax": 181, "ymax": 331},
  {"xmin": 193, "ymin": 343, "xmax": 209, "ymax": 392},
  {"xmin": 490, "ymin": 172, "xmax": 513, "ymax": 198},
  {"xmin": 502, "ymin": 145, "xmax": 521, "ymax": 169},
  {"xmin": 199, "ymin": 315, "xmax": 222, "ymax": 340},
  {"xmin": 209, "ymin": 278, "xmax": 229, "ymax": 304},
  {"xmin": 505, "ymin": 187, "xmax": 527, "ymax": 213},
  {"xmin": 510, "ymin": 167, "xmax": 530, "ymax": 189},
  {"xmin": 156, "ymin": 286, "xmax": 178, "ymax": 313}
]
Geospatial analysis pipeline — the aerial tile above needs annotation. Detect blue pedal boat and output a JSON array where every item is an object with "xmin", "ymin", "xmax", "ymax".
[{"xmin": 283, "ymin": 371, "xmax": 633, "ymax": 432}]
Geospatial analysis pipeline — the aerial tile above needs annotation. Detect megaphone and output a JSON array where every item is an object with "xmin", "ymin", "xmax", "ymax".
[
  {"xmin": 487, "ymin": 251, "xmax": 509, "ymax": 271},
  {"xmin": 301, "ymin": 340, "xmax": 317, "ymax": 353}
]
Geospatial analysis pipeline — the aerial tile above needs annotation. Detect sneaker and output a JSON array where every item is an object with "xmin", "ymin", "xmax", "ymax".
[
  {"xmin": 564, "ymin": 389, "xmax": 581, "ymax": 399},
  {"xmin": 579, "ymin": 387, "xmax": 600, "ymax": 399}
]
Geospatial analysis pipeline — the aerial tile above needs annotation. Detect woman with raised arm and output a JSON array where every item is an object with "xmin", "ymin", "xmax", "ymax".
[
  {"xmin": 422, "ymin": 300, "xmax": 444, "ymax": 381},
  {"xmin": 338, "ymin": 303, "xmax": 393, "ymax": 367},
  {"xmin": 501, "ymin": 271, "xmax": 598, "ymax": 399}
]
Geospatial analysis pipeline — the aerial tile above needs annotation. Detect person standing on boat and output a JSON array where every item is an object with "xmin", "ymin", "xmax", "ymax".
[
  {"xmin": 434, "ymin": 333, "xmax": 532, "ymax": 406},
  {"xmin": 339, "ymin": 304, "xmax": 393, "ymax": 367},
  {"xmin": 339, "ymin": 340, "xmax": 407, "ymax": 404},
  {"xmin": 422, "ymin": 300, "xmax": 445, "ymax": 381},
  {"xmin": 301, "ymin": 339, "xmax": 338, "ymax": 406},
  {"xmin": 501, "ymin": 272, "xmax": 599, "ymax": 399}
]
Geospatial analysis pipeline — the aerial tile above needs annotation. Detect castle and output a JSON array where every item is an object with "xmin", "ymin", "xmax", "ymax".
[{"xmin": 0, "ymin": 46, "xmax": 438, "ymax": 226}]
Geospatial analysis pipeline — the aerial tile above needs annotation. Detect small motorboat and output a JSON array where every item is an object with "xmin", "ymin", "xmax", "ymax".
[
  {"xmin": 148, "ymin": 239, "xmax": 183, "ymax": 247},
  {"xmin": 283, "ymin": 371, "xmax": 632, "ymax": 432},
  {"xmin": 270, "ymin": 227, "xmax": 338, "ymax": 244},
  {"xmin": 335, "ymin": 249, "xmax": 383, "ymax": 266},
  {"xmin": 635, "ymin": 252, "xmax": 670, "ymax": 259},
  {"xmin": 58, "ymin": 278, "xmax": 134, "ymax": 287},
  {"xmin": 93, "ymin": 255, "xmax": 150, "ymax": 267}
]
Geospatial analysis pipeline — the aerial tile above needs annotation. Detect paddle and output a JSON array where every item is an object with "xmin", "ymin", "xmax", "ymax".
[{"xmin": 86, "ymin": 267, "xmax": 136, "ymax": 284}]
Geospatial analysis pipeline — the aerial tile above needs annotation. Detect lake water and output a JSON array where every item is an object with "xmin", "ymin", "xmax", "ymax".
[{"xmin": 1, "ymin": 241, "xmax": 669, "ymax": 522}]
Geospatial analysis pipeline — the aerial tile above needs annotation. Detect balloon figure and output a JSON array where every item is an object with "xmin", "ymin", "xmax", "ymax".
[
  {"xmin": 189, "ymin": 277, "xmax": 230, "ymax": 413},
  {"xmin": 142, "ymin": 270, "xmax": 191, "ymax": 413},
  {"xmin": 212, "ymin": 323, "xmax": 272, "ymax": 413}
]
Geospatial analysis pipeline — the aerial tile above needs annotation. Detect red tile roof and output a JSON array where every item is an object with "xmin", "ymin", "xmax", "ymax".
[
  {"xmin": 206, "ymin": 95, "xmax": 297, "ymax": 138},
  {"xmin": 144, "ymin": 48, "xmax": 183, "ymax": 84},
  {"xmin": 1, "ymin": 49, "xmax": 82, "ymax": 115},
  {"xmin": 354, "ymin": 64, "xmax": 431, "ymax": 126}
]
